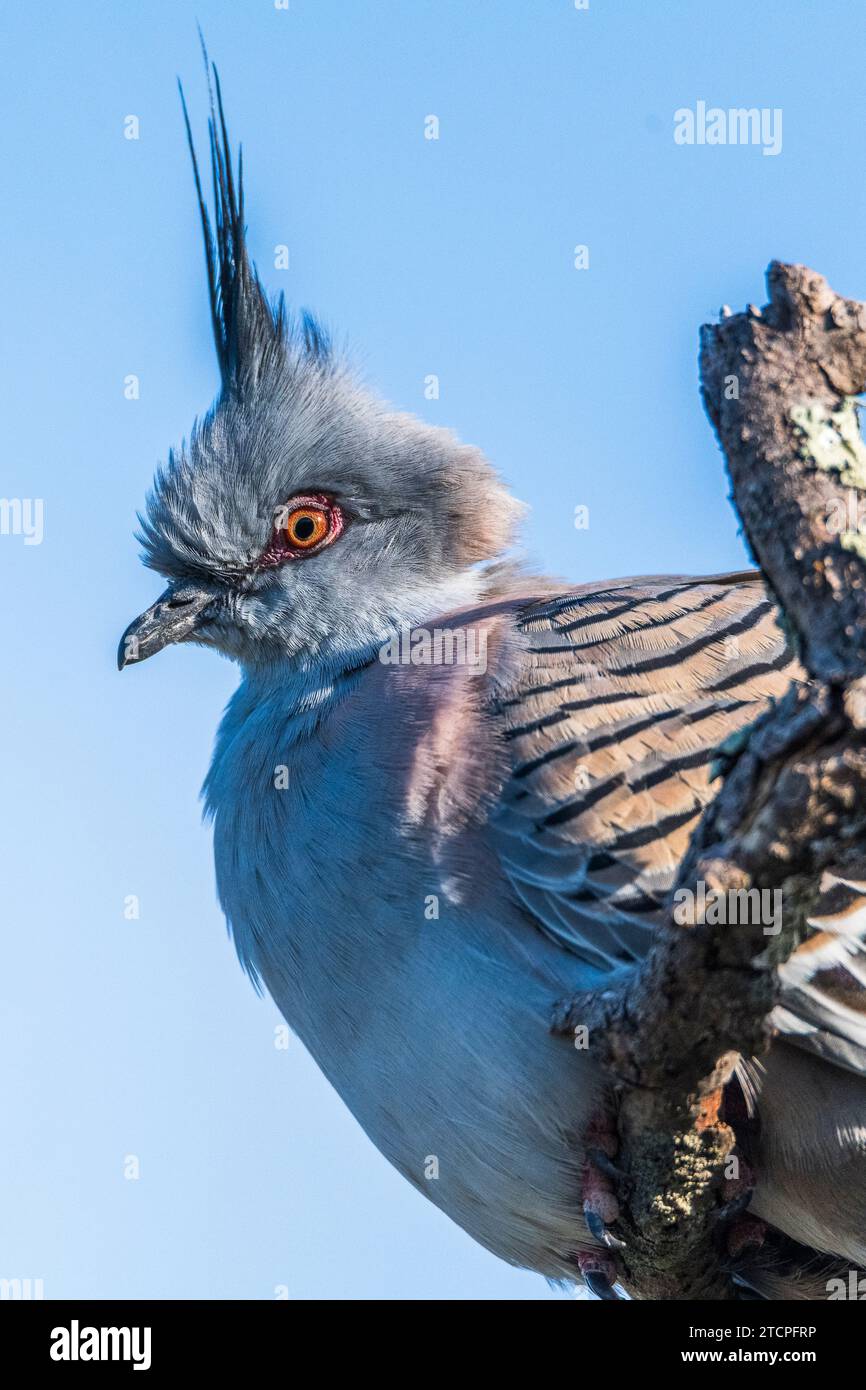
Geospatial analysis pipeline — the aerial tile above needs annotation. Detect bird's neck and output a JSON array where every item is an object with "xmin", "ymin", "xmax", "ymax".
[
  {"xmin": 204, "ymin": 568, "xmax": 487, "ymax": 832},
  {"xmin": 240, "ymin": 568, "xmax": 487, "ymax": 708}
]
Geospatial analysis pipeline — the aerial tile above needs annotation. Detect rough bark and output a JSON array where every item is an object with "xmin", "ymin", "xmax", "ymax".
[{"xmin": 554, "ymin": 263, "xmax": 866, "ymax": 1300}]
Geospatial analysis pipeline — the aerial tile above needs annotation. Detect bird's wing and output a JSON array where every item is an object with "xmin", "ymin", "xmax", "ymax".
[
  {"xmin": 488, "ymin": 572, "xmax": 792, "ymax": 969},
  {"xmin": 773, "ymin": 869, "xmax": 866, "ymax": 1077},
  {"xmin": 487, "ymin": 571, "xmax": 866, "ymax": 1074}
]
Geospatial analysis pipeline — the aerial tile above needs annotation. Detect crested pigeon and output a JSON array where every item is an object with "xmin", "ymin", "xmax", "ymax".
[{"xmin": 118, "ymin": 71, "xmax": 866, "ymax": 1300}]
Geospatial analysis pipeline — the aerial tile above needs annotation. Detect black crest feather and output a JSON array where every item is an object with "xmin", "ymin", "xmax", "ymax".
[{"xmin": 178, "ymin": 37, "xmax": 325, "ymax": 394}]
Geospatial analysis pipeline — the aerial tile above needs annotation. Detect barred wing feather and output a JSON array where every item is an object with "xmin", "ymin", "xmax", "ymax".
[{"xmin": 489, "ymin": 572, "xmax": 866, "ymax": 1075}]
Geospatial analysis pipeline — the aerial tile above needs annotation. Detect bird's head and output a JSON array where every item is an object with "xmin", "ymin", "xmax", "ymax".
[{"xmin": 118, "ymin": 67, "xmax": 522, "ymax": 678}]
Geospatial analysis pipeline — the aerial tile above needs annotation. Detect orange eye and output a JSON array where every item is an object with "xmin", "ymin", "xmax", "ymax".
[
  {"xmin": 284, "ymin": 505, "xmax": 329, "ymax": 549},
  {"xmin": 258, "ymin": 494, "xmax": 344, "ymax": 568}
]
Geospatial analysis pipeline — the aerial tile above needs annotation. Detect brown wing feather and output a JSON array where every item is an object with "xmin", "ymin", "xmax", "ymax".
[
  {"xmin": 489, "ymin": 571, "xmax": 866, "ymax": 1074},
  {"xmin": 490, "ymin": 573, "xmax": 798, "ymax": 970}
]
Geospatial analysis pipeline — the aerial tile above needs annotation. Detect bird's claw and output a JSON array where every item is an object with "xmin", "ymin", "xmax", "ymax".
[
  {"xmin": 584, "ymin": 1206, "xmax": 627, "ymax": 1250},
  {"xmin": 714, "ymin": 1188, "xmax": 753, "ymax": 1224},
  {"xmin": 577, "ymin": 1251, "xmax": 621, "ymax": 1300},
  {"xmin": 584, "ymin": 1270, "xmax": 621, "ymax": 1300},
  {"xmin": 733, "ymin": 1280, "xmax": 768, "ymax": 1301},
  {"xmin": 586, "ymin": 1145, "xmax": 630, "ymax": 1188}
]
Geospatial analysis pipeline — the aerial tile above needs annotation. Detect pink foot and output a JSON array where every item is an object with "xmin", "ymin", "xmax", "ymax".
[{"xmin": 582, "ymin": 1113, "xmax": 627, "ymax": 1251}]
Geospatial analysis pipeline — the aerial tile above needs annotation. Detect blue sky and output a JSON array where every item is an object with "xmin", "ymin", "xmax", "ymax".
[{"xmin": 3, "ymin": 0, "xmax": 865, "ymax": 1300}]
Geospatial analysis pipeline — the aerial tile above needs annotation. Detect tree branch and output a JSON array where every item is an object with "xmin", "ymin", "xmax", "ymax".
[{"xmin": 555, "ymin": 263, "xmax": 866, "ymax": 1300}]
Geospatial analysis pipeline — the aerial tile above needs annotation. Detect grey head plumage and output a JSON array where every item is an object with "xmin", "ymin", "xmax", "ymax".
[{"xmin": 121, "ymin": 59, "xmax": 523, "ymax": 675}]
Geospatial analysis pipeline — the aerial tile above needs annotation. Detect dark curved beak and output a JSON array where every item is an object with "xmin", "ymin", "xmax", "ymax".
[{"xmin": 117, "ymin": 584, "xmax": 216, "ymax": 670}]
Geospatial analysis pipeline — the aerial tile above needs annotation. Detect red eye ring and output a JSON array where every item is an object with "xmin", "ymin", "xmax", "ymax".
[{"xmin": 256, "ymin": 493, "xmax": 344, "ymax": 568}]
